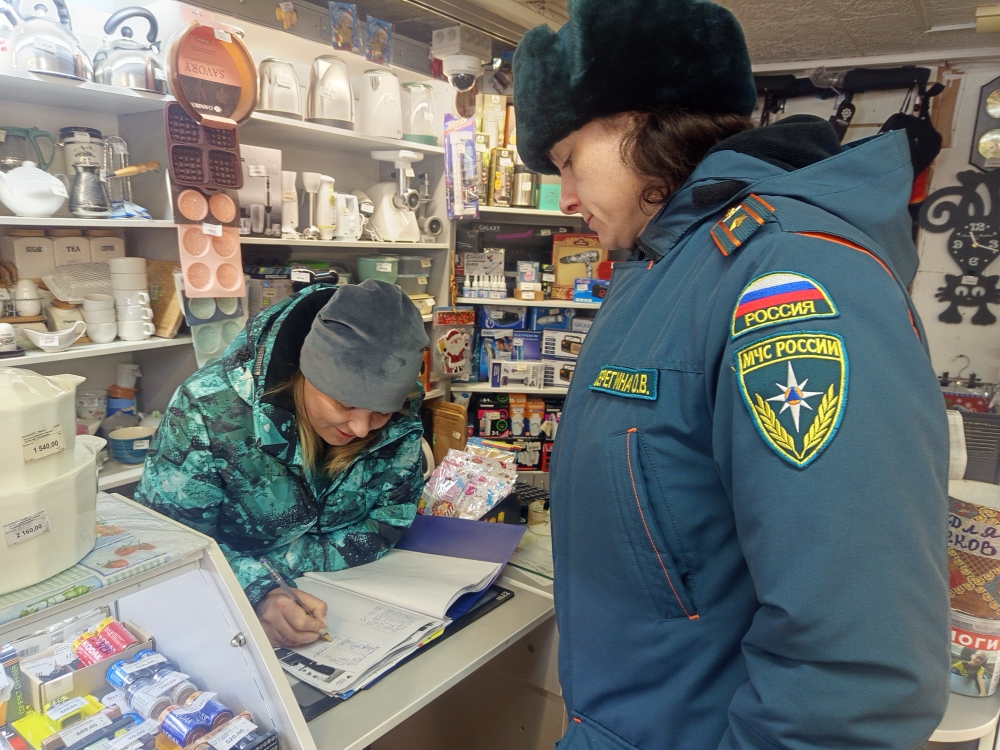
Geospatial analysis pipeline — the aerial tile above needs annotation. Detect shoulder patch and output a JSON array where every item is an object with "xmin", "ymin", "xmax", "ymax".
[
  {"xmin": 734, "ymin": 331, "xmax": 848, "ymax": 468},
  {"xmin": 710, "ymin": 194, "xmax": 775, "ymax": 256},
  {"xmin": 731, "ymin": 272, "xmax": 839, "ymax": 338},
  {"xmin": 589, "ymin": 365, "xmax": 658, "ymax": 400}
]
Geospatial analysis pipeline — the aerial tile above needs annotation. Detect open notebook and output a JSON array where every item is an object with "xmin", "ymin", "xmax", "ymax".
[{"xmin": 304, "ymin": 548, "xmax": 502, "ymax": 619}]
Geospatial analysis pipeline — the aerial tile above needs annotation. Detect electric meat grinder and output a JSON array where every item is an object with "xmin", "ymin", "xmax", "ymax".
[{"xmin": 368, "ymin": 150, "xmax": 423, "ymax": 243}]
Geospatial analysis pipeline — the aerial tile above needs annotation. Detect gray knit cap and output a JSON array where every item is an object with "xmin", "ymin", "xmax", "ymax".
[{"xmin": 299, "ymin": 280, "xmax": 429, "ymax": 413}]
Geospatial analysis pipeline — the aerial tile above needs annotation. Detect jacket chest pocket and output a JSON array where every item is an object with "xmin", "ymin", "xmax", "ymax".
[{"xmin": 608, "ymin": 428, "xmax": 698, "ymax": 622}]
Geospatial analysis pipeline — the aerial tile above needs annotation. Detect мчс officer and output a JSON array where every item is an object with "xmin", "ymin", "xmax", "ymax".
[{"xmin": 513, "ymin": 0, "xmax": 950, "ymax": 748}]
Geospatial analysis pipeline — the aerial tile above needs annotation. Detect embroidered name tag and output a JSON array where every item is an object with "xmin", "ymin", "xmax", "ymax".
[
  {"xmin": 731, "ymin": 272, "xmax": 838, "ymax": 338},
  {"xmin": 589, "ymin": 366, "xmax": 658, "ymax": 400}
]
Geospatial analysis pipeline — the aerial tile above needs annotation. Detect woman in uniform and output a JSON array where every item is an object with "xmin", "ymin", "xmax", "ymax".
[
  {"xmin": 136, "ymin": 280, "xmax": 429, "ymax": 648},
  {"xmin": 513, "ymin": 0, "xmax": 949, "ymax": 748}
]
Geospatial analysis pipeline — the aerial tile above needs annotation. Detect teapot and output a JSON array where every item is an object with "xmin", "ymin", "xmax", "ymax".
[
  {"xmin": 93, "ymin": 7, "xmax": 166, "ymax": 94},
  {"xmin": 0, "ymin": 161, "xmax": 68, "ymax": 217},
  {"xmin": 0, "ymin": 0, "xmax": 93, "ymax": 81}
]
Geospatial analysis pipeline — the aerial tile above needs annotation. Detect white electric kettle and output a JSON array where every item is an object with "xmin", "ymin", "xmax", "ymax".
[{"xmin": 358, "ymin": 70, "xmax": 402, "ymax": 139}]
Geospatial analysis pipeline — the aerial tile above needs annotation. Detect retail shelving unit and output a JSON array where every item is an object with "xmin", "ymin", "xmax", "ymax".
[
  {"xmin": 456, "ymin": 383, "xmax": 569, "ymax": 396},
  {"xmin": 455, "ymin": 297, "xmax": 600, "ymax": 310}
]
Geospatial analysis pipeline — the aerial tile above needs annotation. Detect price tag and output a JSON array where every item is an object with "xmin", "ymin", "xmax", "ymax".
[
  {"xmin": 290, "ymin": 269, "xmax": 312, "ymax": 283},
  {"xmin": 279, "ymin": 1, "xmax": 294, "ymax": 11},
  {"xmin": 247, "ymin": 165, "xmax": 266, "ymax": 177},
  {"xmin": 963, "ymin": 275, "xmax": 979, "ymax": 286},
  {"xmin": 72, "ymin": 131, "xmax": 91, "ymax": 143},
  {"xmin": 0, "ymin": 130, "xmax": 6, "ymax": 143},
  {"xmin": 185, "ymin": 692, "xmax": 217, "ymax": 712},
  {"xmin": 105, "ymin": 719, "xmax": 158, "ymax": 750},
  {"xmin": 22, "ymin": 425, "xmax": 65, "ymax": 463},
  {"xmin": 150, "ymin": 671, "xmax": 189, "ymax": 696},
  {"xmin": 101, "ymin": 690, "xmax": 130, "ymax": 715},
  {"xmin": 45, "ymin": 695, "xmax": 88, "ymax": 722},
  {"xmin": 202, "ymin": 223, "xmax": 223, "ymax": 237},
  {"xmin": 375, "ymin": 262, "xmax": 392, "ymax": 273},
  {"xmin": 53, "ymin": 643, "xmax": 75, "ymax": 666},
  {"xmin": 154, "ymin": 69, "xmax": 167, "ymax": 82},
  {"xmin": 417, "ymin": 276, "xmax": 428, "ymax": 285},
  {"xmin": 120, "ymin": 653, "xmax": 167, "ymax": 675},
  {"xmin": 541, "ymin": 273, "xmax": 556, "ymax": 283},
  {"xmin": 420, "ymin": 258, "xmax": 432, "ymax": 268},
  {"xmin": 4, "ymin": 510, "xmax": 50, "ymax": 548},
  {"xmin": 21, "ymin": 657, "xmax": 55, "ymax": 678},
  {"xmin": 319, "ymin": 85, "xmax": 334, "ymax": 101},
  {"xmin": 51, "ymin": 183, "xmax": 68, "ymax": 198},
  {"xmin": 58, "ymin": 713, "xmax": 112, "ymax": 745},
  {"xmin": 33, "ymin": 37, "xmax": 57, "ymax": 54},
  {"xmin": 281, "ymin": 190, "xmax": 296, "ymax": 202},
  {"xmin": 275, "ymin": 74, "xmax": 293, "ymax": 89},
  {"xmin": 209, "ymin": 717, "xmax": 257, "ymax": 750},
  {"xmin": 213, "ymin": 28, "xmax": 232, "ymax": 43},
  {"xmin": 132, "ymin": 439, "xmax": 150, "ymax": 451},
  {"xmin": 423, "ymin": 111, "xmax": 434, "ymax": 122}
]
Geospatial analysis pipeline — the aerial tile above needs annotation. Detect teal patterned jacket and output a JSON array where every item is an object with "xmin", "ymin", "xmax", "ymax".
[{"xmin": 135, "ymin": 285, "xmax": 425, "ymax": 605}]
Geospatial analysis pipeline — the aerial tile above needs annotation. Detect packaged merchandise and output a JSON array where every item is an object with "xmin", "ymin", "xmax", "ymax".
[
  {"xmin": 420, "ymin": 446, "xmax": 518, "ymax": 520},
  {"xmin": 507, "ymin": 395, "xmax": 545, "ymax": 438},
  {"xmin": 552, "ymin": 234, "xmax": 607, "ymax": 300},
  {"xmin": 478, "ymin": 305, "xmax": 527, "ymax": 330},
  {"xmin": 510, "ymin": 330, "xmax": 542, "ymax": 361},
  {"xmin": 536, "ymin": 176, "xmax": 561, "ymax": 211},
  {"xmin": 328, "ymin": 3, "xmax": 359, "ymax": 52},
  {"xmin": 0, "ymin": 645, "xmax": 27, "ymax": 725},
  {"xmin": 463, "ymin": 251, "xmax": 505, "ymax": 279},
  {"xmin": 573, "ymin": 277, "xmax": 609, "ymax": 303},
  {"xmin": 492, "ymin": 438, "xmax": 542, "ymax": 471},
  {"xmin": 487, "ymin": 148, "xmax": 515, "ymax": 207},
  {"xmin": 541, "ymin": 442, "xmax": 554, "ymax": 472},
  {"xmin": 542, "ymin": 330, "xmax": 586, "ymax": 361},
  {"xmin": 528, "ymin": 307, "xmax": 577, "ymax": 331},
  {"xmin": 491, "ymin": 361, "xmax": 544, "ymax": 390},
  {"xmin": 245, "ymin": 268, "xmax": 293, "ymax": 316},
  {"xmin": 432, "ymin": 308, "xmax": 476, "ymax": 381},
  {"xmin": 571, "ymin": 317, "xmax": 593, "ymax": 333},
  {"xmin": 365, "ymin": 16, "xmax": 392, "ymax": 65},
  {"xmin": 476, "ymin": 394, "xmax": 510, "ymax": 438},
  {"xmin": 541, "ymin": 399, "xmax": 561, "ymax": 440},
  {"xmin": 477, "ymin": 330, "xmax": 514, "ymax": 382},
  {"xmin": 474, "ymin": 133, "xmax": 491, "ymax": 202},
  {"xmin": 517, "ymin": 261, "xmax": 539, "ymax": 284},
  {"xmin": 543, "ymin": 360, "xmax": 576, "ymax": 388},
  {"xmin": 443, "ymin": 116, "xmax": 477, "ymax": 220},
  {"xmin": 474, "ymin": 95, "xmax": 507, "ymax": 152},
  {"xmin": 236, "ymin": 146, "xmax": 282, "ymax": 238}
]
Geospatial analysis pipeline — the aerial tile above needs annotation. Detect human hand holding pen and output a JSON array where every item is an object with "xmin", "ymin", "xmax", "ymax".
[{"xmin": 256, "ymin": 559, "xmax": 331, "ymax": 648}]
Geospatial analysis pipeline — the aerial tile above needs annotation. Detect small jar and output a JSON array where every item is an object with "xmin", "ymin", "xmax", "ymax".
[{"xmin": 59, "ymin": 127, "xmax": 104, "ymax": 168}]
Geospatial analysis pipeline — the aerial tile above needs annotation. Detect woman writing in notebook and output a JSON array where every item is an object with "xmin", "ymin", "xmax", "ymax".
[{"xmin": 135, "ymin": 280, "xmax": 430, "ymax": 648}]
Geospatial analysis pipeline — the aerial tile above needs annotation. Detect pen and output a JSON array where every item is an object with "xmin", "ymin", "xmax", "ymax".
[{"xmin": 259, "ymin": 558, "xmax": 332, "ymax": 642}]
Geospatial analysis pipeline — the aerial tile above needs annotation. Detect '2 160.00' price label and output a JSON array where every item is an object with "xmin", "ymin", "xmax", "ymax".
[
  {"xmin": 22, "ymin": 425, "xmax": 65, "ymax": 463},
  {"xmin": 4, "ymin": 510, "xmax": 51, "ymax": 548}
]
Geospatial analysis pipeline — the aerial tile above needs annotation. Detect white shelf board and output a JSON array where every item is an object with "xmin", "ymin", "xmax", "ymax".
[
  {"xmin": 931, "ymin": 690, "xmax": 1000, "ymax": 743},
  {"xmin": 241, "ymin": 237, "xmax": 448, "ymax": 250},
  {"xmin": 475, "ymin": 206, "xmax": 578, "ymax": 219},
  {"xmin": 0, "ymin": 68, "xmax": 173, "ymax": 115},
  {"xmin": 455, "ymin": 297, "xmax": 601, "ymax": 310},
  {"xmin": 455, "ymin": 383, "xmax": 568, "ymax": 395},
  {"xmin": 98, "ymin": 461, "xmax": 144, "ymax": 490},
  {"xmin": 241, "ymin": 113, "xmax": 445, "ymax": 156},
  {"xmin": 11, "ymin": 335, "xmax": 191, "ymax": 366},
  {"xmin": 425, "ymin": 388, "xmax": 445, "ymax": 400},
  {"xmin": 0, "ymin": 217, "xmax": 176, "ymax": 229}
]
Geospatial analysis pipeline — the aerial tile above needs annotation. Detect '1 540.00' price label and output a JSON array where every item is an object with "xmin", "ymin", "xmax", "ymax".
[{"xmin": 22, "ymin": 425, "xmax": 65, "ymax": 463}]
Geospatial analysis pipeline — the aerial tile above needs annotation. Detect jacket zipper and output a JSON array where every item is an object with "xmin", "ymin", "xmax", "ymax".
[{"xmin": 625, "ymin": 428, "xmax": 698, "ymax": 621}]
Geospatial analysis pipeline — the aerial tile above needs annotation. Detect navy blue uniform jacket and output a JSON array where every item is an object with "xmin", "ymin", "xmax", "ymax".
[{"xmin": 549, "ymin": 117, "xmax": 950, "ymax": 749}]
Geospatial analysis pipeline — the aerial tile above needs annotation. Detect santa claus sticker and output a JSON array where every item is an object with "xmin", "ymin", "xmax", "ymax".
[{"xmin": 438, "ymin": 328, "xmax": 471, "ymax": 377}]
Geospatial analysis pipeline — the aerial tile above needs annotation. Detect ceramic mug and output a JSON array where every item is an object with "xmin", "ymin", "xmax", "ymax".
[
  {"xmin": 111, "ymin": 289, "xmax": 150, "ymax": 306},
  {"xmin": 0, "ymin": 323, "xmax": 15, "ymax": 351},
  {"xmin": 84, "ymin": 308, "xmax": 116, "ymax": 325},
  {"xmin": 111, "ymin": 272, "xmax": 148, "ymax": 290},
  {"xmin": 82, "ymin": 293, "xmax": 115, "ymax": 311},
  {"xmin": 116, "ymin": 305, "xmax": 153, "ymax": 322},
  {"xmin": 117, "ymin": 320, "xmax": 154, "ymax": 341},
  {"xmin": 85, "ymin": 322, "xmax": 116, "ymax": 344},
  {"xmin": 108, "ymin": 257, "xmax": 146, "ymax": 274}
]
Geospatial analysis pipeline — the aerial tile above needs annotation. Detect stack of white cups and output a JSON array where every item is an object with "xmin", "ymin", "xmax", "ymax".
[
  {"xmin": 81, "ymin": 294, "xmax": 117, "ymax": 344},
  {"xmin": 110, "ymin": 258, "xmax": 154, "ymax": 341}
]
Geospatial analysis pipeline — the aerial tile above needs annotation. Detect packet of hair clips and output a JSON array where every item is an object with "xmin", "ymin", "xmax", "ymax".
[
  {"xmin": 328, "ymin": 3, "xmax": 358, "ymax": 52},
  {"xmin": 365, "ymin": 16, "xmax": 392, "ymax": 65},
  {"xmin": 421, "ymin": 448, "xmax": 517, "ymax": 519}
]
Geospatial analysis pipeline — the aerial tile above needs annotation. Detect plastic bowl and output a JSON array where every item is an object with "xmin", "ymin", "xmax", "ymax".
[
  {"xmin": 395, "ymin": 273, "xmax": 428, "ymax": 296},
  {"xmin": 108, "ymin": 426, "xmax": 155, "ymax": 465}
]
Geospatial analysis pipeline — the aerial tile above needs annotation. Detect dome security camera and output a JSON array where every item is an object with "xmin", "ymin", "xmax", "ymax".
[{"xmin": 442, "ymin": 54, "xmax": 481, "ymax": 92}]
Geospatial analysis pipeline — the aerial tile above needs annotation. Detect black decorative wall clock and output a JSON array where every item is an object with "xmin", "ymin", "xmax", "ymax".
[{"xmin": 919, "ymin": 169, "xmax": 1000, "ymax": 325}]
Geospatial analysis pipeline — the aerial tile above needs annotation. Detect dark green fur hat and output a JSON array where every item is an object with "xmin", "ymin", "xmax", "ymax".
[{"xmin": 512, "ymin": 0, "xmax": 757, "ymax": 175}]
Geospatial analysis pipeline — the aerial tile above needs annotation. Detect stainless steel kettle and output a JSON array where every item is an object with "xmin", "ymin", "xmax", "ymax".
[
  {"xmin": 0, "ymin": 0, "xmax": 93, "ymax": 81},
  {"xmin": 92, "ymin": 7, "xmax": 167, "ymax": 94},
  {"xmin": 306, "ymin": 55, "xmax": 354, "ymax": 129},
  {"xmin": 258, "ymin": 58, "xmax": 301, "ymax": 119}
]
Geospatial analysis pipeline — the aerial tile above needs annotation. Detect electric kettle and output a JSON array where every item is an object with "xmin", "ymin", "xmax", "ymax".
[
  {"xmin": 258, "ymin": 58, "xmax": 302, "ymax": 119},
  {"xmin": 92, "ymin": 7, "xmax": 167, "ymax": 94},
  {"xmin": 358, "ymin": 70, "xmax": 402, "ymax": 139},
  {"xmin": 306, "ymin": 55, "xmax": 353, "ymax": 129},
  {"xmin": 1, "ymin": 0, "xmax": 93, "ymax": 80}
]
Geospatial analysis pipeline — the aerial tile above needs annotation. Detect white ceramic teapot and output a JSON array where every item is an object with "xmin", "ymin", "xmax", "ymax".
[{"xmin": 0, "ymin": 160, "xmax": 69, "ymax": 217}]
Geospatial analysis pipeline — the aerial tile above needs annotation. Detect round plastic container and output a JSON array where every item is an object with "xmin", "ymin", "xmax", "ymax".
[
  {"xmin": 108, "ymin": 426, "xmax": 155, "ymax": 465},
  {"xmin": 76, "ymin": 389, "xmax": 107, "ymax": 420},
  {"xmin": 395, "ymin": 274, "xmax": 428, "ymax": 296},
  {"xmin": 356, "ymin": 256, "xmax": 398, "ymax": 283}
]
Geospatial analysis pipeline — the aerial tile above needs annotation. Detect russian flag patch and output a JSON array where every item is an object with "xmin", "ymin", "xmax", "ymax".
[{"xmin": 731, "ymin": 272, "xmax": 839, "ymax": 338}]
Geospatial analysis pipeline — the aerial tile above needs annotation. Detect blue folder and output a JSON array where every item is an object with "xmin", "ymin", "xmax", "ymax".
[{"xmin": 395, "ymin": 514, "xmax": 525, "ymax": 618}]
